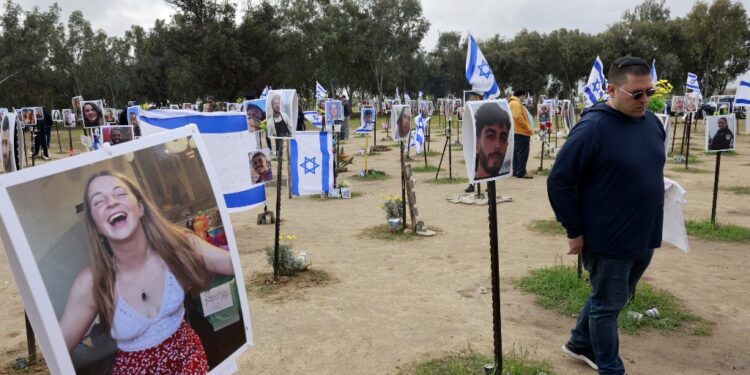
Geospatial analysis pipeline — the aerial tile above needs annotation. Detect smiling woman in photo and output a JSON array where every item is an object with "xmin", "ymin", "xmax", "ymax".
[
  {"xmin": 82, "ymin": 102, "xmax": 105, "ymax": 127},
  {"xmin": 58, "ymin": 171, "xmax": 234, "ymax": 374}
]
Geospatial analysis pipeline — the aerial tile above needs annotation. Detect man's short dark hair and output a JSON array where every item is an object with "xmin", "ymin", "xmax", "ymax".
[
  {"xmin": 513, "ymin": 89, "xmax": 526, "ymax": 97},
  {"xmin": 475, "ymin": 103, "xmax": 510, "ymax": 136},
  {"xmin": 608, "ymin": 56, "xmax": 650, "ymax": 85}
]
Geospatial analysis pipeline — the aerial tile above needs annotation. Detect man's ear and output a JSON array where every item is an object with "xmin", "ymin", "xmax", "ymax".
[{"xmin": 607, "ymin": 83, "xmax": 616, "ymax": 97}]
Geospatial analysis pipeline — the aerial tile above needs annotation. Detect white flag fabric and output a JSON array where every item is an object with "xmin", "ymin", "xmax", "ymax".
[
  {"xmin": 651, "ymin": 60, "xmax": 658, "ymax": 84},
  {"xmin": 304, "ymin": 111, "xmax": 323, "ymax": 128},
  {"xmin": 686, "ymin": 72, "xmax": 700, "ymax": 93},
  {"xmin": 734, "ymin": 80, "xmax": 750, "ymax": 107},
  {"xmin": 410, "ymin": 114, "xmax": 428, "ymax": 154},
  {"xmin": 663, "ymin": 177, "xmax": 690, "ymax": 254},
  {"xmin": 260, "ymin": 86, "xmax": 269, "ymax": 99},
  {"xmin": 290, "ymin": 131, "xmax": 333, "ymax": 196},
  {"xmin": 404, "ymin": 93, "xmax": 411, "ymax": 101},
  {"xmin": 583, "ymin": 56, "xmax": 608, "ymax": 108},
  {"xmin": 418, "ymin": 91, "xmax": 423, "ymax": 100},
  {"xmin": 465, "ymin": 34, "xmax": 500, "ymax": 99},
  {"xmin": 138, "ymin": 109, "xmax": 266, "ymax": 212},
  {"xmin": 316, "ymin": 81, "xmax": 327, "ymax": 99}
]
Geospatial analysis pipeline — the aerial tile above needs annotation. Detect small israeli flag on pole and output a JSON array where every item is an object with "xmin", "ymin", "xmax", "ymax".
[
  {"xmin": 734, "ymin": 80, "xmax": 750, "ymax": 107},
  {"xmin": 316, "ymin": 81, "xmax": 328, "ymax": 99},
  {"xmin": 686, "ymin": 72, "xmax": 700, "ymax": 93},
  {"xmin": 583, "ymin": 56, "xmax": 608, "ymax": 108},
  {"xmin": 290, "ymin": 131, "xmax": 333, "ymax": 196},
  {"xmin": 465, "ymin": 34, "xmax": 500, "ymax": 99},
  {"xmin": 651, "ymin": 60, "xmax": 658, "ymax": 84}
]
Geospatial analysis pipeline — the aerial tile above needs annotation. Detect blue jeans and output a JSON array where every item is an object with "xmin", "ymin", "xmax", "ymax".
[
  {"xmin": 513, "ymin": 134, "xmax": 530, "ymax": 177},
  {"xmin": 569, "ymin": 249, "xmax": 654, "ymax": 375}
]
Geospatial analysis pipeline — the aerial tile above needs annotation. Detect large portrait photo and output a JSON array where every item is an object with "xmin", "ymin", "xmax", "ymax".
[
  {"xmin": 249, "ymin": 150, "xmax": 273, "ymax": 184},
  {"xmin": 357, "ymin": 107, "xmax": 376, "ymax": 133},
  {"xmin": 325, "ymin": 100, "xmax": 343, "ymax": 130},
  {"xmin": 684, "ymin": 93, "xmax": 700, "ymax": 113},
  {"xmin": 705, "ymin": 114, "xmax": 736, "ymax": 152},
  {"xmin": 72, "ymin": 96, "xmax": 84, "ymax": 119},
  {"xmin": 244, "ymin": 99, "xmax": 266, "ymax": 132},
  {"xmin": 81, "ymin": 100, "xmax": 106, "ymax": 128},
  {"xmin": 264, "ymin": 89, "xmax": 298, "ymax": 139},
  {"xmin": 63, "ymin": 109, "xmax": 77, "ymax": 128},
  {"xmin": 390, "ymin": 104, "xmax": 412, "ymax": 141},
  {"xmin": 671, "ymin": 96, "xmax": 685, "ymax": 113},
  {"xmin": 0, "ymin": 128, "xmax": 251, "ymax": 374},
  {"xmin": 462, "ymin": 100, "xmax": 514, "ymax": 183},
  {"xmin": 102, "ymin": 125, "xmax": 134, "ymax": 146},
  {"xmin": 21, "ymin": 107, "xmax": 37, "ymax": 127}
]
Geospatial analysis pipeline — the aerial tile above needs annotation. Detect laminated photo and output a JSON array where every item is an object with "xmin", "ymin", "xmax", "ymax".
[
  {"xmin": 104, "ymin": 108, "xmax": 117, "ymax": 124},
  {"xmin": 671, "ymin": 96, "xmax": 685, "ymax": 113},
  {"xmin": 21, "ymin": 107, "xmax": 37, "ymax": 126},
  {"xmin": 325, "ymin": 100, "xmax": 343, "ymax": 131},
  {"xmin": 0, "ymin": 127, "xmax": 252, "ymax": 374},
  {"xmin": 101, "ymin": 125, "xmax": 134, "ymax": 145},
  {"xmin": 390, "ymin": 105, "xmax": 412, "ymax": 141},
  {"xmin": 81, "ymin": 100, "xmax": 106, "ymax": 128},
  {"xmin": 462, "ymin": 100, "xmax": 515, "ymax": 183},
  {"xmin": 52, "ymin": 110, "xmax": 61, "ymax": 122},
  {"xmin": 265, "ymin": 89, "xmax": 298, "ymax": 139},
  {"xmin": 244, "ymin": 99, "xmax": 266, "ymax": 132},
  {"xmin": 684, "ymin": 93, "xmax": 700, "ymax": 113},
  {"xmin": 126, "ymin": 106, "xmax": 141, "ymax": 138},
  {"xmin": 357, "ymin": 107, "xmax": 376, "ymax": 133},
  {"xmin": 249, "ymin": 149, "xmax": 273, "ymax": 184},
  {"xmin": 63, "ymin": 109, "xmax": 76, "ymax": 128},
  {"xmin": 705, "ymin": 114, "xmax": 736, "ymax": 152}
]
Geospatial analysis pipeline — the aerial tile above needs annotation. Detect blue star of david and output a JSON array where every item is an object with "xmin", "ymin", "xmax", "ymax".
[
  {"xmin": 477, "ymin": 60, "xmax": 492, "ymax": 79},
  {"xmin": 300, "ymin": 156, "xmax": 320, "ymax": 175},
  {"xmin": 591, "ymin": 80, "xmax": 601, "ymax": 91}
]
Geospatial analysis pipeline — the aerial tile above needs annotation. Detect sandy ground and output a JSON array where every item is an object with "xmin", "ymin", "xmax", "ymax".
[{"xmin": 1, "ymin": 116, "xmax": 749, "ymax": 374}]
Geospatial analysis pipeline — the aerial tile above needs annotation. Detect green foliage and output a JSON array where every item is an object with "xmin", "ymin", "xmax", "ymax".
[
  {"xmin": 528, "ymin": 219, "xmax": 566, "ymax": 236},
  {"xmin": 361, "ymin": 224, "xmax": 422, "ymax": 241},
  {"xmin": 264, "ymin": 244, "xmax": 304, "ymax": 277},
  {"xmin": 352, "ymin": 169, "xmax": 388, "ymax": 181},
  {"xmin": 411, "ymin": 164, "xmax": 439, "ymax": 173},
  {"xmin": 412, "ymin": 345, "xmax": 552, "ymax": 375},
  {"xmin": 685, "ymin": 219, "xmax": 750, "ymax": 242},
  {"xmin": 426, "ymin": 177, "xmax": 468, "ymax": 184},
  {"xmin": 515, "ymin": 264, "xmax": 709, "ymax": 335},
  {"xmin": 648, "ymin": 96, "xmax": 666, "ymax": 113}
]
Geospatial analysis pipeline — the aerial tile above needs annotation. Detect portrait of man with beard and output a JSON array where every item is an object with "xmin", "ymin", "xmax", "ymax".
[{"xmin": 474, "ymin": 102, "xmax": 511, "ymax": 180}]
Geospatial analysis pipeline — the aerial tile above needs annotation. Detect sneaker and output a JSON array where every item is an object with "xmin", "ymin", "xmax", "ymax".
[
  {"xmin": 42, "ymin": 155, "xmax": 50, "ymax": 160},
  {"xmin": 562, "ymin": 342, "xmax": 598, "ymax": 371}
]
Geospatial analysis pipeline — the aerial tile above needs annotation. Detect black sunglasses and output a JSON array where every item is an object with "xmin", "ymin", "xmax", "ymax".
[{"xmin": 617, "ymin": 87, "xmax": 656, "ymax": 100}]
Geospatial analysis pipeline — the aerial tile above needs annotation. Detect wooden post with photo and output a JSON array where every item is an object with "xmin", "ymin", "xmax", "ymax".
[
  {"xmin": 286, "ymin": 139, "xmax": 292, "ymax": 199},
  {"xmin": 670, "ymin": 113, "xmax": 678, "ymax": 155},
  {"xmin": 711, "ymin": 151, "xmax": 722, "ymax": 225},
  {"xmin": 274, "ymin": 139, "xmax": 284, "ymax": 281},
  {"xmin": 486, "ymin": 180, "xmax": 503, "ymax": 371},
  {"xmin": 684, "ymin": 112, "xmax": 693, "ymax": 169},
  {"xmin": 400, "ymin": 140, "xmax": 407, "ymax": 232}
]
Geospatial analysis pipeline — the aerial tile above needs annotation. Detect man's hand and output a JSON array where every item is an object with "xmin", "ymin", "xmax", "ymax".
[{"xmin": 568, "ymin": 235, "xmax": 584, "ymax": 255}]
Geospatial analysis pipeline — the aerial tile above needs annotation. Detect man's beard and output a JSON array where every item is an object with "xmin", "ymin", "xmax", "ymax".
[{"xmin": 478, "ymin": 150, "xmax": 504, "ymax": 176}]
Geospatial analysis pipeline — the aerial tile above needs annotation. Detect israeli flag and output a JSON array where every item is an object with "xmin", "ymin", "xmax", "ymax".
[
  {"xmin": 734, "ymin": 80, "xmax": 750, "ymax": 107},
  {"xmin": 404, "ymin": 93, "xmax": 411, "ymax": 101},
  {"xmin": 304, "ymin": 110, "xmax": 323, "ymax": 128},
  {"xmin": 410, "ymin": 114, "xmax": 428, "ymax": 154},
  {"xmin": 260, "ymin": 86, "xmax": 269, "ymax": 99},
  {"xmin": 138, "ymin": 110, "xmax": 266, "ymax": 212},
  {"xmin": 316, "ymin": 81, "xmax": 327, "ymax": 99},
  {"xmin": 290, "ymin": 131, "xmax": 333, "ymax": 196},
  {"xmin": 651, "ymin": 60, "xmax": 658, "ymax": 84},
  {"xmin": 686, "ymin": 73, "xmax": 700, "ymax": 92},
  {"xmin": 418, "ymin": 91, "xmax": 423, "ymax": 100},
  {"xmin": 583, "ymin": 56, "xmax": 608, "ymax": 108},
  {"xmin": 465, "ymin": 34, "xmax": 500, "ymax": 99}
]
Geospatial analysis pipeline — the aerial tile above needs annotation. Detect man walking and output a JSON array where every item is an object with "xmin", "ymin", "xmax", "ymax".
[
  {"xmin": 547, "ymin": 56, "xmax": 665, "ymax": 375},
  {"xmin": 508, "ymin": 90, "xmax": 533, "ymax": 178},
  {"xmin": 341, "ymin": 94, "xmax": 351, "ymax": 140}
]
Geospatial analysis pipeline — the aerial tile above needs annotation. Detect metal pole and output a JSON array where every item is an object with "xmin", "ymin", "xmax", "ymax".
[
  {"xmin": 670, "ymin": 115, "xmax": 678, "ymax": 155},
  {"xmin": 273, "ymin": 139, "xmax": 284, "ymax": 281},
  {"xmin": 286, "ymin": 139, "xmax": 292, "ymax": 199},
  {"xmin": 435, "ymin": 136, "xmax": 449, "ymax": 180},
  {"xmin": 25, "ymin": 313, "xmax": 35, "ymax": 363},
  {"xmin": 486, "ymin": 181, "xmax": 503, "ymax": 371},
  {"xmin": 685, "ymin": 112, "xmax": 692, "ymax": 169},
  {"xmin": 67, "ymin": 127, "xmax": 74, "ymax": 156},
  {"xmin": 400, "ymin": 140, "xmax": 406, "ymax": 231},
  {"xmin": 538, "ymin": 136, "xmax": 545, "ymax": 172},
  {"xmin": 54, "ymin": 122, "xmax": 62, "ymax": 153},
  {"xmin": 711, "ymin": 151, "xmax": 722, "ymax": 225},
  {"xmin": 448, "ymin": 117, "xmax": 453, "ymax": 180}
]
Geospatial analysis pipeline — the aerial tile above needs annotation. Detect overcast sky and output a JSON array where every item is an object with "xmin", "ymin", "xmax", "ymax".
[{"xmin": 16, "ymin": 0, "xmax": 749, "ymax": 83}]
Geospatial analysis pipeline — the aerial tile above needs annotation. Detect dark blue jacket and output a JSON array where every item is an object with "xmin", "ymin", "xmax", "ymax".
[{"xmin": 547, "ymin": 102, "xmax": 665, "ymax": 258}]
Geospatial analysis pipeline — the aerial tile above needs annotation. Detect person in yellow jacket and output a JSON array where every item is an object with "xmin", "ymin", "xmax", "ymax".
[{"xmin": 509, "ymin": 90, "xmax": 534, "ymax": 178}]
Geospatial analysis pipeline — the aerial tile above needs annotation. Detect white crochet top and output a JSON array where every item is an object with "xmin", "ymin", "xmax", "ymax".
[{"xmin": 110, "ymin": 269, "xmax": 185, "ymax": 352}]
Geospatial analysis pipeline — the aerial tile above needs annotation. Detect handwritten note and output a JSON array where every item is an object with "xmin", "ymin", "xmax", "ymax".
[{"xmin": 200, "ymin": 282, "xmax": 233, "ymax": 316}]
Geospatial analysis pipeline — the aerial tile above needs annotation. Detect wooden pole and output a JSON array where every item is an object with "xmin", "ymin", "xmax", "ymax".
[
  {"xmin": 273, "ymin": 139, "xmax": 284, "ymax": 281},
  {"xmin": 685, "ymin": 112, "xmax": 692, "ymax": 169},
  {"xmin": 400, "ymin": 140, "xmax": 406, "ymax": 231},
  {"xmin": 364, "ymin": 134, "xmax": 369, "ymax": 174},
  {"xmin": 711, "ymin": 151, "xmax": 722, "ymax": 225},
  {"xmin": 286, "ymin": 139, "xmax": 292, "ymax": 199},
  {"xmin": 486, "ymin": 181, "xmax": 503, "ymax": 371}
]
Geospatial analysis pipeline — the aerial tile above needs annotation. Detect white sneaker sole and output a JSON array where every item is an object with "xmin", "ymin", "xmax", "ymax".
[{"xmin": 561, "ymin": 345, "xmax": 599, "ymax": 371}]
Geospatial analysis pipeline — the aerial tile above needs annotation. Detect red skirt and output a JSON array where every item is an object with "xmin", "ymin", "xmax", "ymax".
[{"xmin": 113, "ymin": 321, "xmax": 208, "ymax": 375}]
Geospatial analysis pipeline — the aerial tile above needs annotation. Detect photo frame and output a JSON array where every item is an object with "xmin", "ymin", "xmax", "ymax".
[
  {"xmin": 671, "ymin": 96, "xmax": 685, "ymax": 113},
  {"xmin": 81, "ymin": 100, "xmax": 105, "ymax": 128},
  {"xmin": 2, "ymin": 112, "xmax": 20, "ymax": 172},
  {"xmin": 62, "ymin": 109, "xmax": 76, "ymax": 128},
  {"xmin": 684, "ymin": 93, "xmax": 700, "ymax": 113},
  {"xmin": 0, "ymin": 126, "xmax": 252, "ymax": 374},
  {"xmin": 462, "ymin": 99, "xmax": 515, "ymax": 183},
  {"xmin": 103, "ymin": 108, "xmax": 117, "ymax": 124},
  {"xmin": 126, "ymin": 106, "xmax": 141, "ymax": 138},
  {"xmin": 244, "ymin": 99, "xmax": 266, "ymax": 132},
  {"xmin": 418, "ymin": 100, "xmax": 430, "ymax": 118},
  {"xmin": 182, "ymin": 103, "xmax": 193, "ymax": 110},
  {"xmin": 390, "ymin": 105, "xmax": 412, "ymax": 141},
  {"xmin": 226, "ymin": 103, "xmax": 239, "ymax": 113},
  {"xmin": 265, "ymin": 89, "xmax": 298, "ymax": 139},
  {"xmin": 21, "ymin": 107, "xmax": 37, "ymax": 127},
  {"xmin": 357, "ymin": 107, "xmax": 376, "ymax": 133},
  {"xmin": 249, "ymin": 149, "xmax": 273, "ymax": 184},
  {"xmin": 705, "ymin": 114, "xmax": 736, "ymax": 152},
  {"xmin": 35, "ymin": 107, "xmax": 44, "ymax": 120},
  {"xmin": 101, "ymin": 125, "xmax": 134, "ymax": 145},
  {"xmin": 51, "ymin": 110, "xmax": 61, "ymax": 122},
  {"xmin": 325, "ymin": 100, "xmax": 343, "ymax": 131}
]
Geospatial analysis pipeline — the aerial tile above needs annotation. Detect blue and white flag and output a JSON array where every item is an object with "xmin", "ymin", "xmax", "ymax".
[
  {"xmin": 734, "ymin": 80, "xmax": 750, "ymax": 107},
  {"xmin": 651, "ymin": 60, "xmax": 658, "ymax": 84},
  {"xmin": 316, "ymin": 81, "xmax": 327, "ymax": 99},
  {"xmin": 260, "ymin": 86, "xmax": 269, "ymax": 99},
  {"xmin": 418, "ymin": 91, "xmax": 423, "ymax": 100},
  {"xmin": 465, "ymin": 34, "xmax": 500, "ymax": 99},
  {"xmin": 686, "ymin": 73, "xmax": 700, "ymax": 93},
  {"xmin": 304, "ymin": 110, "xmax": 323, "ymax": 128},
  {"xmin": 139, "ymin": 110, "xmax": 266, "ymax": 212},
  {"xmin": 583, "ymin": 56, "xmax": 608, "ymax": 108},
  {"xmin": 290, "ymin": 131, "xmax": 333, "ymax": 196},
  {"xmin": 409, "ymin": 114, "xmax": 429, "ymax": 154},
  {"xmin": 404, "ymin": 93, "xmax": 411, "ymax": 101}
]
